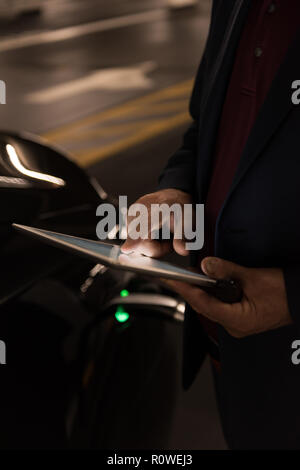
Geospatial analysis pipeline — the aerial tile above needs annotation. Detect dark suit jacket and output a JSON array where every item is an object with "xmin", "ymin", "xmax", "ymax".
[{"xmin": 158, "ymin": 0, "xmax": 300, "ymax": 449}]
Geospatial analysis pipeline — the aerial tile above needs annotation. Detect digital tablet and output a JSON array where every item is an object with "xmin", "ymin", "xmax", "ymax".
[{"xmin": 13, "ymin": 224, "xmax": 242, "ymax": 303}]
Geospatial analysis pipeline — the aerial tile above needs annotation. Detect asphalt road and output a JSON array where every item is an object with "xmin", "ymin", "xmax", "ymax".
[{"xmin": 0, "ymin": 0, "xmax": 226, "ymax": 449}]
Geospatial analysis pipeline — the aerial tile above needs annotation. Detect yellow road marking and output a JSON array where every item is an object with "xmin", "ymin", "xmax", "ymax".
[
  {"xmin": 112, "ymin": 98, "xmax": 189, "ymax": 117},
  {"xmin": 70, "ymin": 121, "xmax": 147, "ymax": 141},
  {"xmin": 43, "ymin": 79, "xmax": 193, "ymax": 143},
  {"xmin": 41, "ymin": 79, "xmax": 194, "ymax": 167},
  {"xmin": 64, "ymin": 100, "xmax": 189, "ymax": 142},
  {"xmin": 74, "ymin": 111, "xmax": 191, "ymax": 166}
]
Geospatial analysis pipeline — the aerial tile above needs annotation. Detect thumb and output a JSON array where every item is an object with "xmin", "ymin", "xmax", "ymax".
[
  {"xmin": 201, "ymin": 257, "xmax": 246, "ymax": 281},
  {"xmin": 173, "ymin": 238, "xmax": 189, "ymax": 256}
]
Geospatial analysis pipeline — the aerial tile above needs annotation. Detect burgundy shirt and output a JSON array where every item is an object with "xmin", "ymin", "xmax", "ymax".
[{"xmin": 201, "ymin": 0, "xmax": 300, "ymax": 352}]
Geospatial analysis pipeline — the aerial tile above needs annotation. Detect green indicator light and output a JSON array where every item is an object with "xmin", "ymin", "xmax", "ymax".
[
  {"xmin": 115, "ymin": 305, "xmax": 130, "ymax": 323},
  {"xmin": 120, "ymin": 289, "xmax": 129, "ymax": 298}
]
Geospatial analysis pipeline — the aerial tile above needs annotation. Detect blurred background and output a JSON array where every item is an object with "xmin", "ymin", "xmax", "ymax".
[{"xmin": 0, "ymin": 0, "xmax": 227, "ymax": 449}]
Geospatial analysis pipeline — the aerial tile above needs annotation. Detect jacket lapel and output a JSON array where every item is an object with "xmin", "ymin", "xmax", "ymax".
[
  {"xmin": 217, "ymin": 28, "xmax": 300, "ymax": 224},
  {"xmin": 196, "ymin": 0, "xmax": 251, "ymax": 201}
]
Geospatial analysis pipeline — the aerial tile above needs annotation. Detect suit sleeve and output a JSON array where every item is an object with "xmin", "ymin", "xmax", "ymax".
[
  {"xmin": 157, "ymin": 56, "xmax": 207, "ymax": 195},
  {"xmin": 157, "ymin": 0, "xmax": 220, "ymax": 195}
]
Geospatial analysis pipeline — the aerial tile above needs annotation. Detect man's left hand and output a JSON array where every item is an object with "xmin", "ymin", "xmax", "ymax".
[{"xmin": 164, "ymin": 257, "xmax": 292, "ymax": 338}]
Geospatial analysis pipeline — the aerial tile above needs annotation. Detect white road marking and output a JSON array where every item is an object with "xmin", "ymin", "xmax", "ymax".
[
  {"xmin": 0, "ymin": 9, "xmax": 166, "ymax": 53},
  {"xmin": 167, "ymin": 0, "xmax": 197, "ymax": 8},
  {"xmin": 26, "ymin": 62, "xmax": 157, "ymax": 104}
]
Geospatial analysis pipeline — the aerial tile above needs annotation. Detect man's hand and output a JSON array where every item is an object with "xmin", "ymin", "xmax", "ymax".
[
  {"xmin": 121, "ymin": 188, "xmax": 192, "ymax": 257},
  {"xmin": 164, "ymin": 257, "xmax": 292, "ymax": 338}
]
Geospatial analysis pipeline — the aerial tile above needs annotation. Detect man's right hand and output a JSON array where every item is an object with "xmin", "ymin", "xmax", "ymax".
[{"xmin": 121, "ymin": 188, "xmax": 193, "ymax": 258}]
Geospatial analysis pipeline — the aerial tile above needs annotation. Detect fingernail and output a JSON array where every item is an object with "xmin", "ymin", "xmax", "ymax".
[
  {"xmin": 120, "ymin": 244, "xmax": 131, "ymax": 253},
  {"xmin": 204, "ymin": 258, "xmax": 218, "ymax": 275}
]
